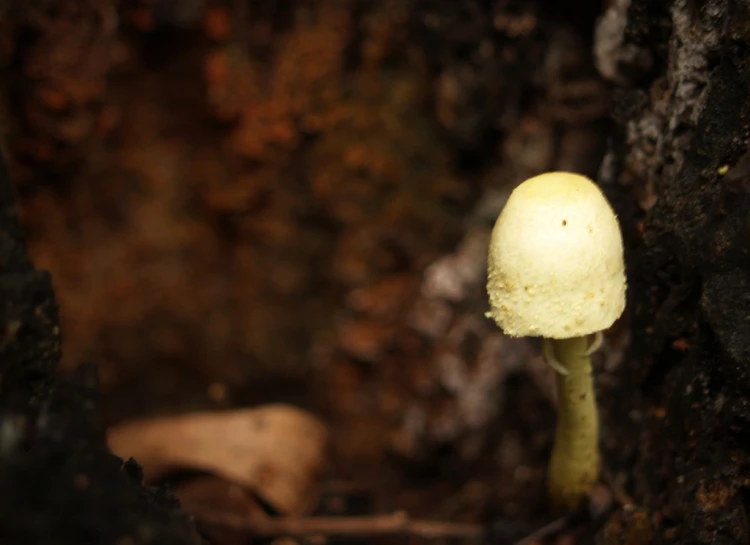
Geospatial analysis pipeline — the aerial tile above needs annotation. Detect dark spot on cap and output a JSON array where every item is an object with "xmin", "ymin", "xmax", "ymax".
[{"xmin": 562, "ymin": 219, "xmax": 567, "ymax": 226}]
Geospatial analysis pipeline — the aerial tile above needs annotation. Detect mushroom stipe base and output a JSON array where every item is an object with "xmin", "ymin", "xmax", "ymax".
[{"xmin": 545, "ymin": 335, "xmax": 601, "ymax": 512}]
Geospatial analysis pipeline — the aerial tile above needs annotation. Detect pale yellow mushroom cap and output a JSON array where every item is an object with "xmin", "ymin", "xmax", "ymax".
[{"xmin": 486, "ymin": 172, "xmax": 626, "ymax": 339}]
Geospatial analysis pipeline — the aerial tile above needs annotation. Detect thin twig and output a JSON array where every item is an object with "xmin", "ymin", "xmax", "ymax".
[
  {"xmin": 510, "ymin": 514, "xmax": 571, "ymax": 545},
  {"xmin": 193, "ymin": 509, "xmax": 486, "ymax": 541},
  {"xmin": 600, "ymin": 465, "xmax": 636, "ymax": 508}
]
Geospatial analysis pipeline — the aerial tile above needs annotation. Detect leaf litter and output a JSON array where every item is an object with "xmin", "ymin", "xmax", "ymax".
[{"xmin": 107, "ymin": 403, "xmax": 329, "ymax": 515}]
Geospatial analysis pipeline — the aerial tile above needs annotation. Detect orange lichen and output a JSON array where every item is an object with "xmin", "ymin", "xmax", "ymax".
[
  {"xmin": 6, "ymin": 0, "xmax": 118, "ymax": 183},
  {"xmin": 203, "ymin": 6, "xmax": 232, "ymax": 42},
  {"xmin": 10, "ymin": 2, "xmax": 472, "ymax": 460},
  {"xmin": 694, "ymin": 480, "xmax": 734, "ymax": 511}
]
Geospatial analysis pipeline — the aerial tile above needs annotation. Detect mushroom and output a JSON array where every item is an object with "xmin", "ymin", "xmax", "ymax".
[{"xmin": 485, "ymin": 171, "xmax": 626, "ymax": 511}]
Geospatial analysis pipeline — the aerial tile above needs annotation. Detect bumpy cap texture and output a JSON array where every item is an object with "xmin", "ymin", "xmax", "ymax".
[{"xmin": 487, "ymin": 172, "xmax": 626, "ymax": 339}]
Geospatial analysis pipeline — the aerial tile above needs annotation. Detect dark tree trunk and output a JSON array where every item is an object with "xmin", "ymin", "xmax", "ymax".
[
  {"xmin": 0, "ymin": 150, "xmax": 203, "ymax": 544},
  {"xmin": 596, "ymin": 0, "xmax": 750, "ymax": 543}
]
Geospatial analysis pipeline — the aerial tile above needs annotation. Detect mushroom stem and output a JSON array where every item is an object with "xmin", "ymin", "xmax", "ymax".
[{"xmin": 545, "ymin": 335, "xmax": 600, "ymax": 512}]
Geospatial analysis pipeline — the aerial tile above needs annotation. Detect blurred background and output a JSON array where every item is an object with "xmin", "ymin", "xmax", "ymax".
[{"xmin": 0, "ymin": 0, "xmax": 621, "ymax": 531}]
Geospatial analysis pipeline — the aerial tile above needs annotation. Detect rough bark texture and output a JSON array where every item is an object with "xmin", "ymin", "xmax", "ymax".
[
  {"xmin": 595, "ymin": 0, "xmax": 750, "ymax": 543},
  {"xmin": 0, "ymin": 149, "xmax": 203, "ymax": 544}
]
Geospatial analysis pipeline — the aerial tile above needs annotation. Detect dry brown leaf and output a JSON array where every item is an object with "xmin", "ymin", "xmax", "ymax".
[{"xmin": 107, "ymin": 404, "xmax": 329, "ymax": 515}]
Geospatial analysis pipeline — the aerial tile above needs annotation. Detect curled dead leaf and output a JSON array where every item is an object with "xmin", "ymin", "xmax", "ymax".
[{"xmin": 107, "ymin": 404, "xmax": 329, "ymax": 515}]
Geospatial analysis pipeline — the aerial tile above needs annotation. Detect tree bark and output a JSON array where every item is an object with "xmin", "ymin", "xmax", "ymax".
[
  {"xmin": 0, "ymin": 150, "xmax": 203, "ymax": 545},
  {"xmin": 596, "ymin": 0, "xmax": 750, "ymax": 542}
]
